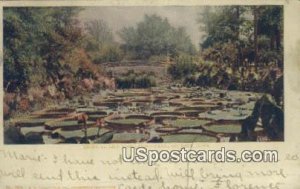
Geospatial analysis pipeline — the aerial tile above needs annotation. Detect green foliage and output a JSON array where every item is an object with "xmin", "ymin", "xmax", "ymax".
[
  {"xmin": 119, "ymin": 14, "xmax": 196, "ymax": 59},
  {"xmin": 201, "ymin": 42, "xmax": 238, "ymax": 64},
  {"xmin": 4, "ymin": 7, "xmax": 83, "ymax": 92},
  {"xmin": 199, "ymin": 6, "xmax": 243, "ymax": 49},
  {"xmin": 91, "ymin": 44, "xmax": 124, "ymax": 64},
  {"xmin": 84, "ymin": 19, "xmax": 124, "ymax": 64},
  {"xmin": 85, "ymin": 20, "xmax": 114, "ymax": 51},
  {"xmin": 116, "ymin": 70, "xmax": 156, "ymax": 89},
  {"xmin": 198, "ymin": 6, "xmax": 283, "ymax": 67},
  {"xmin": 257, "ymin": 6, "xmax": 283, "ymax": 47},
  {"xmin": 167, "ymin": 54, "xmax": 198, "ymax": 80}
]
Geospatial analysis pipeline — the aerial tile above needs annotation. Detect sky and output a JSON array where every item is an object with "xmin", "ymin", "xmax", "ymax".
[{"xmin": 79, "ymin": 6, "xmax": 205, "ymax": 48}]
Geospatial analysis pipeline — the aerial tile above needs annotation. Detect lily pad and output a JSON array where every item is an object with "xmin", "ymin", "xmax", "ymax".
[
  {"xmin": 93, "ymin": 132, "xmax": 114, "ymax": 143},
  {"xmin": 88, "ymin": 115, "xmax": 107, "ymax": 121},
  {"xmin": 178, "ymin": 110, "xmax": 202, "ymax": 114},
  {"xmin": 203, "ymin": 124, "xmax": 241, "ymax": 134},
  {"xmin": 164, "ymin": 119, "xmax": 211, "ymax": 128},
  {"xmin": 109, "ymin": 119, "xmax": 148, "ymax": 125},
  {"xmin": 199, "ymin": 109, "xmax": 250, "ymax": 121},
  {"xmin": 13, "ymin": 118, "xmax": 54, "ymax": 127},
  {"xmin": 184, "ymin": 104, "xmax": 218, "ymax": 110},
  {"xmin": 161, "ymin": 134, "xmax": 218, "ymax": 143},
  {"xmin": 54, "ymin": 127, "xmax": 109, "ymax": 139},
  {"xmin": 111, "ymin": 133, "xmax": 146, "ymax": 143},
  {"xmin": 76, "ymin": 108, "xmax": 107, "ymax": 115},
  {"xmin": 45, "ymin": 120, "xmax": 96, "ymax": 130},
  {"xmin": 42, "ymin": 135, "xmax": 63, "ymax": 144},
  {"xmin": 155, "ymin": 127, "xmax": 182, "ymax": 133},
  {"xmin": 20, "ymin": 126, "xmax": 46, "ymax": 135},
  {"xmin": 32, "ymin": 111, "xmax": 70, "ymax": 118}
]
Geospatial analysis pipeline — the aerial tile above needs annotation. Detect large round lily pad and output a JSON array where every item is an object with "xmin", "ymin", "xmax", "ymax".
[
  {"xmin": 32, "ymin": 111, "xmax": 71, "ymax": 118},
  {"xmin": 13, "ymin": 117, "xmax": 54, "ymax": 127},
  {"xmin": 125, "ymin": 114, "xmax": 152, "ymax": 120},
  {"xmin": 93, "ymin": 101, "xmax": 118, "ymax": 108},
  {"xmin": 177, "ymin": 110, "xmax": 203, "ymax": 117},
  {"xmin": 184, "ymin": 104, "xmax": 218, "ymax": 111},
  {"xmin": 45, "ymin": 107, "xmax": 75, "ymax": 113},
  {"xmin": 109, "ymin": 119, "xmax": 148, "ymax": 125},
  {"xmin": 54, "ymin": 127, "xmax": 109, "ymax": 139},
  {"xmin": 150, "ymin": 112, "xmax": 183, "ymax": 122},
  {"xmin": 110, "ymin": 133, "xmax": 146, "ymax": 143},
  {"xmin": 93, "ymin": 132, "xmax": 114, "ymax": 143},
  {"xmin": 45, "ymin": 120, "xmax": 96, "ymax": 130},
  {"xmin": 164, "ymin": 119, "xmax": 211, "ymax": 128},
  {"xmin": 155, "ymin": 127, "xmax": 182, "ymax": 133},
  {"xmin": 20, "ymin": 126, "xmax": 46, "ymax": 135},
  {"xmin": 203, "ymin": 123, "xmax": 241, "ymax": 134},
  {"xmin": 198, "ymin": 109, "xmax": 249, "ymax": 121},
  {"xmin": 151, "ymin": 112, "xmax": 183, "ymax": 117},
  {"xmin": 76, "ymin": 108, "xmax": 107, "ymax": 115},
  {"xmin": 161, "ymin": 134, "xmax": 218, "ymax": 143},
  {"xmin": 88, "ymin": 115, "xmax": 107, "ymax": 121}
]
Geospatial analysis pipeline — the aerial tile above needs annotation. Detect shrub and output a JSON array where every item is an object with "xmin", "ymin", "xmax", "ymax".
[
  {"xmin": 167, "ymin": 54, "xmax": 197, "ymax": 80},
  {"xmin": 92, "ymin": 45, "xmax": 124, "ymax": 64},
  {"xmin": 183, "ymin": 75, "xmax": 197, "ymax": 87},
  {"xmin": 116, "ymin": 70, "xmax": 156, "ymax": 89},
  {"xmin": 135, "ymin": 75, "xmax": 156, "ymax": 88}
]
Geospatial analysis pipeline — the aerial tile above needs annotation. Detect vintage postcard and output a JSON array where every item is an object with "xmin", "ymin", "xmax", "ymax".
[{"xmin": 0, "ymin": 0, "xmax": 299, "ymax": 188}]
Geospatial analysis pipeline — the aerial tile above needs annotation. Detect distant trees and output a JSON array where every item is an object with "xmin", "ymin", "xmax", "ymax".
[
  {"xmin": 84, "ymin": 19, "xmax": 123, "ymax": 64},
  {"xmin": 119, "ymin": 14, "xmax": 196, "ymax": 59},
  {"xmin": 199, "ymin": 7, "xmax": 242, "ymax": 49},
  {"xmin": 85, "ymin": 20, "xmax": 114, "ymax": 50}
]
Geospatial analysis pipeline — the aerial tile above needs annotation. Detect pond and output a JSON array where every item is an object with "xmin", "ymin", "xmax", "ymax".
[{"xmin": 5, "ymin": 87, "xmax": 264, "ymax": 144}]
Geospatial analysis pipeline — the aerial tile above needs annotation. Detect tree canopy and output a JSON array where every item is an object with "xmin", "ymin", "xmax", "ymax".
[
  {"xmin": 4, "ymin": 7, "xmax": 83, "ymax": 92},
  {"xmin": 198, "ymin": 6, "xmax": 283, "ymax": 67},
  {"xmin": 119, "ymin": 14, "xmax": 196, "ymax": 59}
]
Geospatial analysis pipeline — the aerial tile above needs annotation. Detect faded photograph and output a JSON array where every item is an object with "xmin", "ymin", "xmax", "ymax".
[{"xmin": 3, "ymin": 6, "xmax": 283, "ymax": 144}]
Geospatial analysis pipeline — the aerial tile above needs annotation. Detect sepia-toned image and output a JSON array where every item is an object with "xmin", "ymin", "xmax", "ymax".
[{"xmin": 3, "ymin": 5, "xmax": 284, "ymax": 144}]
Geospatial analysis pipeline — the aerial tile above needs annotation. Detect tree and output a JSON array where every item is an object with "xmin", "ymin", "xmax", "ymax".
[
  {"xmin": 257, "ymin": 6, "xmax": 283, "ymax": 50},
  {"xmin": 198, "ymin": 6, "xmax": 245, "ymax": 68},
  {"xmin": 118, "ymin": 26, "xmax": 138, "ymax": 56},
  {"xmin": 84, "ymin": 20, "xmax": 123, "ymax": 64},
  {"xmin": 198, "ymin": 6, "xmax": 283, "ymax": 68},
  {"xmin": 167, "ymin": 54, "xmax": 197, "ymax": 80},
  {"xmin": 4, "ymin": 7, "xmax": 83, "ymax": 92},
  {"xmin": 85, "ymin": 19, "xmax": 114, "ymax": 51},
  {"xmin": 199, "ymin": 7, "xmax": 243, "ymax": 49},
  {"xmin": 119, "ymin": 14, "xmax": 196, "ymax": 59}
]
